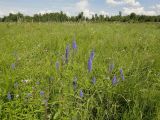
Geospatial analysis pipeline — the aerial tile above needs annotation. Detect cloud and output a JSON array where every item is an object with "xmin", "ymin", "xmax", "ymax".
[
  {"xmin": 106, "ymin": 0, "xmax": 124, "ymax": 5},
  {"xmin": 0, "ymin": 11, "xmax": 5, "ymax": 17},
  {"xmin": 122, "ymin": 3, "xmax": 160, "ymax": 16},
  {"xmin": 0, "ymin": 9, "xmax": 26, "ymax": 17},
  {"xmin": 106, "ymin": 0, "xmax": 159, "ymax": 16},
  {"xmin": 75, "ymin": 0, "xmax": 94, "ymax": 18},
  {"xmin": 99, "ymin": 11, "xmax": 109, "ymax": 16},
  {"xmin": 123, "ymin": 7, "xmax": 156, "ymax": 15},
  {"xmin": 151, "ymin": 4, "xmax": 160, "ymax": 15},
  {"xmin": 0, "ymin": 7, "xmax": 37, "ymax": 17},
  {"xmin": 65, "ymin": 11, "xmax": 71, "ymax": 17},
  {"xmin": 106, "ymin": 0, "xmax": 140, "ymax": 7},
  {"xmin": 82, "ymin": 9, "xmax": 94, "ymax": 18},
  {"xmin": 76, "ymin": 0, "xmax": 89, "ymax": 11},
  {"xmin": 38, "ymin": 10, "xmax": 53, "ymax": 14}
]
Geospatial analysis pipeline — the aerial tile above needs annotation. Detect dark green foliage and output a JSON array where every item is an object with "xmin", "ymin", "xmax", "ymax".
[{"xmin": 0, "ymin": 12, "xmax": 160, "ymax": 23}]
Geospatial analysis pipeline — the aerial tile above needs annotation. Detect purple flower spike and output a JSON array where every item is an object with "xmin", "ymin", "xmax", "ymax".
[
  {"xmin": 80, "ymin": 90, "xmax": 84, "ymax": 98},
  {"xmin": 11, "ymin": 63, "xmax": 16, "ymax": 70},
  {"xmin": 40, "ymin": 91, "xmax": 45, "ymax": 96},
  {"xmin": 7, "ymin": 92, "xmax": 11, "ymax": 100},
  {"xmin": 72, "ymin": 40, "xmax": 77, "ymax": 49},
  {"xmin": 88, "ymin": 58, "xmax": 92, "ymax": 72},
  {"xmin": 112, "ymin": 75, "xmax": 117, "ymax": 85},
  {"xmin": 90, "ymin": 50, "xmax": 95, "ymax": 60},
  {"xmin": 55, "ymin": 61, "xmax": 59, "ymax": 71},
  {"xmin": 92, "ymin": 77, "xmax": 96, "ymax": 85},
  {"xmin": 120, "ymin": 68, "xmax": 125, "ymax": 80},
  {"xmin": 65, "ymin": 45, "xmax": 69, "ymax": 63}
]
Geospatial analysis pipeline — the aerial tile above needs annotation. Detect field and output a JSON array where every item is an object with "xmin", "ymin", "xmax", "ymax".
[{"xmin": 0, "ymin": 23, "xmax": 160, "ymax": 120}]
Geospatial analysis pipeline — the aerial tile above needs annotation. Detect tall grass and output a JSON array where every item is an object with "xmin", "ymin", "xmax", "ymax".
[{"xmin": 0, "ymin": 22, "xmax": 160, "ymax": 120}]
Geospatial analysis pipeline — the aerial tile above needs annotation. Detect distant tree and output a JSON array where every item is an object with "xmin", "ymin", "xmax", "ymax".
[
  {"xmin": 91, "ymin": 15, "xmax": 95, "ymax": 21},
  {"xmin": 0, "ymin": 11, "xmax": 160, "ymax": 23},
  {"xmin": 24, "ymin": 16, "xmax": 33, "ymax": 22},
  {"xmin": 77, "ymin": 12, "xmax": 85, "ymax": 21},
  {"xmin": 99, "ymin": 15, "xmax": 105, "ymax": 22},
  {"xmin": 85, "ymin": 17, "xmax": 89, "ymax": 21},
  {"xmin": 119, "ymin": 11, "xmax": 122, "ymax": 17},
  {"xmin": 105, "ymin": 15, "xmax": 109, "ymax": 21},
  {"xmin": 130, "ymin": 13, "xmax": 136, "ymax": 20},
  {"xmin": 95, "ymin": 14, "xmax": 98, "ymax": 21}
]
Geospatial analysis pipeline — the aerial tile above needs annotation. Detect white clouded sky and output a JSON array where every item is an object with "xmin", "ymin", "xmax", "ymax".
[{"xmin": 0, "ymin": 0, "xmax": 160, "ymax": 17}]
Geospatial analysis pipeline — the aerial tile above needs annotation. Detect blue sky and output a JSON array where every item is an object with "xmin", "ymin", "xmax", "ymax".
[{"xmin": 0, "ymin": 0, "xmax": 160, "ymax": 17}]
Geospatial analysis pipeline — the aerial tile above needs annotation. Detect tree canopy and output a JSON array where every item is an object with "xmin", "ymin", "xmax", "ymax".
[{"xmin": 0, "ymin": 11, "xmax": 160, "ymax": 22}]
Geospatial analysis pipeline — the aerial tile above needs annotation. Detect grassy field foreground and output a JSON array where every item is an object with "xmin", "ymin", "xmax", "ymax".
[{"xmin": 0, "ymin": 23, "xmax": 160, "ymax": 120}]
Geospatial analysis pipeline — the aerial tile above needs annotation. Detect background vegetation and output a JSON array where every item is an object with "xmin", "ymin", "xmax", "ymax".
[
  {"xmin": 0, "ymin": 11, "xmax": 160, "ymax": 22},
  {"xmin": 0, "ymin": 23, "xmax": 160, "ymax": 119}
]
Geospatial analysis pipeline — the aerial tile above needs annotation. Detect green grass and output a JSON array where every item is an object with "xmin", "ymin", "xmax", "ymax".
[{"xmin": 0, "ymin": 22, "xmax": 160, "ymax": 120}]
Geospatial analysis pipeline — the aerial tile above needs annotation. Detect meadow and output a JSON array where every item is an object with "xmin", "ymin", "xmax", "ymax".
[{"xmin": 0, "ymin": 22, "xmax": 160, "ymax": 120}]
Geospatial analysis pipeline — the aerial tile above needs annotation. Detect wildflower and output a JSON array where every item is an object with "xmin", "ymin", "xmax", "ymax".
[
  {"xmin": 65, "ymin": 45, "xmax": 69, "ymax": 63},
  {"xmin": 120, "ymin": 68, "xmax": 125, "ymax": 80},
  {"xmin": 80, "ymin": 90, "xmax": 84, "ymax": 98},
  {"xmin": 92, "ymin": 77, "xmax": 96, "ymax": 85},
  {"xmin": 72, "ymin": 40, "xmax": 77, "ymax": 50},
  {"xmin": 109, "ymin": 63, "xmax": 114, "ymax": 72},
  {"xmin": 73, "ymin": 77, "xmax": 77, "ymax": 90},
  {"xmin": 7, "ymin": 92, "xmax": 12, "ymax": 100},
  {"xmin": 11, "ymin": 63, "xmax": 16, "ymax": 70},
  {"xmin": 90, "ymin": 50, "xmax": 94, "ymax": 60},
  {"xmin": 112, "ymin": 75, "xmax": 117, "ymax": 85},
  {"xmin": 88, "ymin": 58, "xmax": 92, "ymax": 72},
  {"xmin": 55, "ymin": 61, "xmax": 59, "ymax": 71},
  {"xmin": 40, "ymin": 91, "xmax": 45, "ymax": 96}
]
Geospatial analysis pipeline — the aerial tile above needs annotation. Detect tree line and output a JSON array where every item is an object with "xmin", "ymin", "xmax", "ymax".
[{"xmin": 0, "ymin": 11, "xmax": 160, "ymax": 22}]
